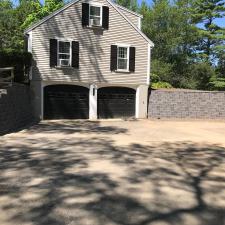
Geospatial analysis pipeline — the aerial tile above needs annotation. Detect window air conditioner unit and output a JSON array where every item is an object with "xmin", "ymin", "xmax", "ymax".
[
  {"xmin": 59, "ymin": 59, "xmax": 70, "ymax": 67},
  {"xmin": 90, "ymin": 19, "xmax": 100, "ymax": 27}
]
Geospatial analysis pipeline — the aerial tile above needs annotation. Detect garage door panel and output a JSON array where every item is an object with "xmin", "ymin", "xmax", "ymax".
[
  {"xmin": 98, "ymin": 87, "xmax": 135, "ymax": 119},
  {"xmin": 44, "ymin": 85, "xmax": 89, "ymax": 119}
]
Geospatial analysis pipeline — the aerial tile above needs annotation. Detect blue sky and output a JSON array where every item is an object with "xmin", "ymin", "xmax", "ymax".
[
  {"xmin": 13, "ymin": 0, "xmax": 225, "ymax": 27},
  {"xmin": 137, "ymin": 0, "xmax": 225, "ymax": 28}
]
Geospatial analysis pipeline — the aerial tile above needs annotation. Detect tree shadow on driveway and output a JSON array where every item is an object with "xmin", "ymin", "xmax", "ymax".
[
  {"xmin": 24, "ymin": 120, "xmax": 128, "ymax": 135},
  {"xmin": 0, "ymin": 121, "xmax": 225, "ymax": 225}
]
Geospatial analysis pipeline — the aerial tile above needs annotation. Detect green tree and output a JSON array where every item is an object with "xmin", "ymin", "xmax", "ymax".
[
  {"xmin": 0, "ymin": 0, "xmax": 21, "ymax": 51},
  {"xmin": 141, "ymin": 0, "xmax": 199, "ymax": 88},
  {"xmin": 22, "ymin": 0, "xmax": 64, "ymax": 29},
  {"xmin": 0, "ymin": 0, "xmax": 64, "ymax": 51},
  {"xmin": 188, "ymin": 62, "xmax": 215, "ymax": 90},
  {"xmin": 210, "ymin": 52, "xmax": 225, "ymax": 91},
  {"xmin": 216, "ymin": 52, "xmax": 225, "ymax": 77},
  {"xmin": 115, "ymin": 0, "xmax": 138, "ymax": 12},
  {"xmin": 191, "ymin": 0, "xmax": 225, "ymax": 63}
]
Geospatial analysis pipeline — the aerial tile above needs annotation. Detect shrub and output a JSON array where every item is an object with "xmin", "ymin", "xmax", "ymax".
[
  {"xmin": 151, "ymin": 59, "xmax": 174, "ymax": 83},
  {"xmin": 151, "ymin": 81, "xmax": 173, "ymax": 89},
  {"xmin": 0, "ymin": 51, "xmax": 32, "ymax": 83},
  {"xmin": 209, "ymin": 77, "xmax": 225, "ymax": 91},
  {"xmin": 188, "ymin": 62, "xmax": 215, "ymax": 90}
]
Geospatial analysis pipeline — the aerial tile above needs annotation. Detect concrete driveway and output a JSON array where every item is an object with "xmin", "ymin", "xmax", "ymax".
[{"xmin": 0, "ymin": 120, "xmax": 225, "ymax": 225}]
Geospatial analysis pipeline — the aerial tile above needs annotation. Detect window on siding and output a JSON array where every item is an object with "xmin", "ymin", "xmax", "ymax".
[
  {"xmin": 58, "ymin": 41, "xmax": 71, "ymax": 67},
  {"xmin": 117, "ymin": 46, "xmax": 129, "ymax": 71},
  {"xmin": 89, "ymin": 5, "xmax": 102, "ymax": 26}
]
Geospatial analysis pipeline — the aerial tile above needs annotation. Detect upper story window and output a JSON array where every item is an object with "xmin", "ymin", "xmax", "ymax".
[
  {"xmin": 58, "ymin": 41, "xmax": 71, "ymax": 67},
  {"xmin": 117, "ymin": 46, "xmax": 129, "ymax": 71},
  {"xmin": 89, "ymin": 5, "xmax": 102, "ymax": 27},
  {"xmin": 82, "ymin": 3, "xmax": 109, "ymax": 29}
]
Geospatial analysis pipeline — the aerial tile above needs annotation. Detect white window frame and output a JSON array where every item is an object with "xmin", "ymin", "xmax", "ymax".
[
  {"xmin": 117, "ymin": 45, "xmax": 130, "ymax": 72},
  {"xmin": 89, "ymin": 3, "xmax": 102, "ymax": 27},
  {"xmin": 57, "ymin": 39, "xmax": 72, "ymax": 67}
]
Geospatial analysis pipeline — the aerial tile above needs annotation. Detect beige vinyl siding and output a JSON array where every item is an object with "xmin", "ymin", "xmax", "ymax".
[
  {"xmin": 117, "ymin": 7, "xmax": 140, "ymax": 28},
  {"xmin": 31, "ymin": 0, "xmax": 148, "ymax": 85}
]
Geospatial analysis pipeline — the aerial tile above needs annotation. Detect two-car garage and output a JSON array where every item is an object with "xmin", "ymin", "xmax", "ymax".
[{"xmin": 44, "ymin": 85, "xmax": 136, "ymax": 119}]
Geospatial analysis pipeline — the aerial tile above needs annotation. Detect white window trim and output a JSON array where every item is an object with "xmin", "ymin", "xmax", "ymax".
[
  {"xmin": 57, "ymin": 39, "xmax": 72, "ymax": 67},
  {"xmin": 89, "ymin": 3, "xmax": 103, "ymax": 27},
  {"xmin": 117, "ymin": 45, "xmax": 130, "ymax": 72}
]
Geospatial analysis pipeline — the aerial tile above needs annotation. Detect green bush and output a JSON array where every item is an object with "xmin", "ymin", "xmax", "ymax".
[
  {"xmin": 151, "ymin": 59, "xmax": 174, "ymax": 83},
  {"xmin": 188, "ymin": 62, "xmax": 215, "ymax": 90},
  {"xmin": 151, "ymin": 81, "xmax": 173, "ymax": 89},
  {"xmin": 0, "ymin": 51, "xmax": 32, "ymax": 83},
  {"xmin": 150, "ymin": 73, "xmax": 160, "ymax": 83},
  {"xmin": 209, "ymin": 77, "xmax": 225, "ymax": 91}
]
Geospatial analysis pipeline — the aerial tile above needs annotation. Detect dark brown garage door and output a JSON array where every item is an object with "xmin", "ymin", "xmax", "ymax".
[
  {"xmin": 44, "ymin": 85, "xmax": 89, "ymax": 119},
  {"xmin": 98, "ymin": 87, "xmax": 135, "ymax": 119}
]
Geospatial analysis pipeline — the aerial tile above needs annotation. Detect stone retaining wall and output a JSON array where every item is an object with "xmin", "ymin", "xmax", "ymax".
[{"xmin": 148, "ymin": 89, "xmax": 225, "ymax": 119}]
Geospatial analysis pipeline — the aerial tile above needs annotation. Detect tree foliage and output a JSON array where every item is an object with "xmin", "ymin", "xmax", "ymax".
[
  {"xmin": 0, "ymin": 0, "xmax": 21, "ymax": 50},
  {"xmin": 115, "ymin": 0, "xmax": 138, "ymax": 11},
  {"xmin": 191, "ymin": 0, "xmax": 225, "ymax": 63},
  {"xmin": 139, "ymin": 0, "xmax": 225, "ymax": 90},
  {"xmin": 0, "ymin": 0, "xmax": 64, "ymax": 51},
  {"xmin": 22, "ymin": 0, "xmax": 64, "ymax": 29}
]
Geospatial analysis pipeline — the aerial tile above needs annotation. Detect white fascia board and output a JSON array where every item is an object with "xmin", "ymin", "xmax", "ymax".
[{"xmin": 138, "ymin": 17, "xmax": 141, "ymax": 30}]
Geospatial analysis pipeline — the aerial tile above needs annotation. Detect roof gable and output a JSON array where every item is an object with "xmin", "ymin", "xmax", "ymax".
[{"xmin": 24, "ymin": 0, "xmax": 154, "ymax": 47}]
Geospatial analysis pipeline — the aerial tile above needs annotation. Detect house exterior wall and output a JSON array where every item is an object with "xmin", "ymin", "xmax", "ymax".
[
  {"xmin": 116, "ymin": 5, "xmax": 141, "ymax": 28},
  {"xmin": 31, "ymin": 0, "xmax": 149, "ymax": 86}
]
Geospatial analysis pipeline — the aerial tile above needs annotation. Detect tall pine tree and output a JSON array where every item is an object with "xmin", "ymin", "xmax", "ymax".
[{"xmin": 191, "ymin": 0, "xmax": 225, "ymax": 63}]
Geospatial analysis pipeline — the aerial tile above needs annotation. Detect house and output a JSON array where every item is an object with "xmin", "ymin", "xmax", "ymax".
[{"xmin": 25, "ymin": 0, "xmax": 154, "ymax": 120}]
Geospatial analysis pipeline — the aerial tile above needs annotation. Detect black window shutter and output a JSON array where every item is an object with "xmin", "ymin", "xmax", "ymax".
[
  {"xmin": 110, "ymin": 45, "xmax": 117, "ymax": 71},
  {"xmin": 72, "ymin": 41, "xmax": 79, "ymax": 68},
  {"xmin": 102, "ymin": 6, "xmax": 109, "ymax": 30},
  {"xmin": 129, "ymin": 47, "xmax": 135, "ymax": 72},
  {"xmin": 50, "ymin": 39, "xmax": 57, "ymax": 67},
  {"xmin": 82, "ymin": 3, "xmax": 89, "ymax": 27}
]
